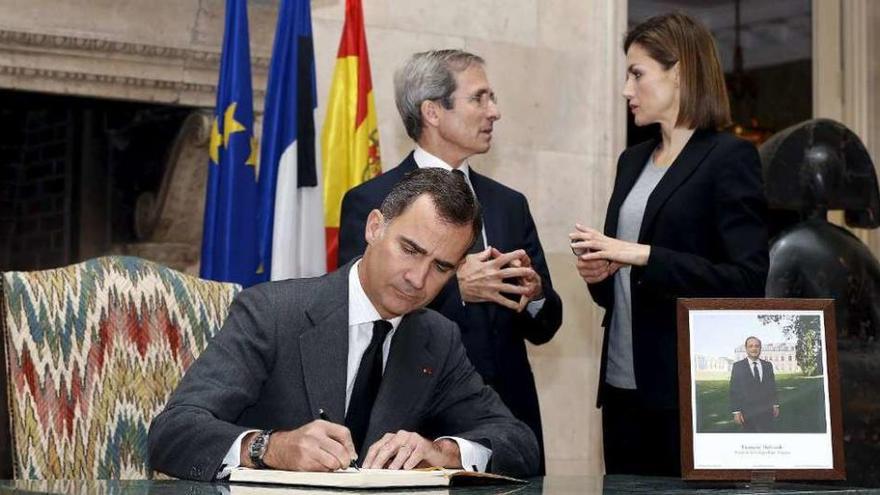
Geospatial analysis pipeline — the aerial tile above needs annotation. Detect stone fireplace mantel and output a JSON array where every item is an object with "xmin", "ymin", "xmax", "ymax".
[{"xmin": 0, "ymin": 27, "xmax": 268, "ymax": 108}]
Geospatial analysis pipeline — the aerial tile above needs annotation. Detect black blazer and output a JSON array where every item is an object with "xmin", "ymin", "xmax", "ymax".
[
  {"xmin": 147, "ymin": 261, "xmax": 540, "ymax": 480},
  {"xmin": 729, "ymin": 358, "xmax": 777, "ymax": 418},
  {"xmin": 338, "ymin": 153, "xmax": 562, "ymax": 467},
  {"xmin": 589, "ymin": 130, "xmax": 769, "ymax": 409}
]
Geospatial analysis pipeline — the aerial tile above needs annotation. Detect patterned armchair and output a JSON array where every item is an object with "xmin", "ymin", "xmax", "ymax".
[{"xmin": 0, "ymin": 256, "xmax": 240, "ymax": 479}]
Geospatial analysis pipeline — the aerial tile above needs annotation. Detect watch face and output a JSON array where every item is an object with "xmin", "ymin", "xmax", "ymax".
[
  {"xmin": 250, "ymin": 438, "xmax": 265, "ymax": 456},
  {"xmin": 249, "ymin": 430, "xmax": 271, "ymax": 467}
]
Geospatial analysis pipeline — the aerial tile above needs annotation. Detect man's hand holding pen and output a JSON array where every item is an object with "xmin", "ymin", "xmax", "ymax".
[
  {"xmin": 241, "ymin": 424, "xmax": 461, "ymax": 471},
  {"xmin": 240, "ymin": 420, "xmax": 357, "ymax": 472}
]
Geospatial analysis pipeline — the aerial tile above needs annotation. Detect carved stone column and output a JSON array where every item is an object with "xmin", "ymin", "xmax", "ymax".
[{"xmin": 110, "ymin": 111, "xmax": 213, "ymax": 274}]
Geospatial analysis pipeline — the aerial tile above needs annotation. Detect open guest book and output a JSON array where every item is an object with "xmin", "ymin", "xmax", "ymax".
[{"xmin": 229, "ymin": 467, "xmax": 527, "ymax": 489}]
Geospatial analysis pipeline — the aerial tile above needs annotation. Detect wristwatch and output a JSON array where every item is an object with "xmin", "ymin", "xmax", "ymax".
[{"xmin": 248, "ymin": 429, "xmax": 273, "ymax": 469}]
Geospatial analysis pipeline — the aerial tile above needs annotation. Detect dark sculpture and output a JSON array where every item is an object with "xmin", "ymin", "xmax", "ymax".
[{"xmin": 760, "ymin": 118, "xmax": 880, "ymax": 486}]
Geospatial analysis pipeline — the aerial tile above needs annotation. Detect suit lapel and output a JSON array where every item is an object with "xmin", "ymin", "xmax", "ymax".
[
  {"xmin": 364, "ymin": 312, "xmax": 436, "ymax": 451},
  {"xmin": 468, "ymin": 170, "xmax": 501, "ymax": 248},
  {"xmin": 638, "ymin": 130, "xmax": 717, "ymax": 242},
  {"xmin": 606, "ymin": 140, "xmax": 656, "ymax": 236},
  {"xmin": 395, "ymin": 152, "xmax": 419, "ymax": 176},
  {"xmin": 299, "ymin": 264, "xmax": 352, "ymax": 423}
]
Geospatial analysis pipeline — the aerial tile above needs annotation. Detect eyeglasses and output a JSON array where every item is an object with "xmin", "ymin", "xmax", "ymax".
[{"xmin": 451, "ymin": 91, "xmax": 498, "ymax": 108}]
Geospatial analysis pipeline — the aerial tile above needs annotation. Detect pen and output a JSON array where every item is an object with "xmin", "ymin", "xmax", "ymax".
[{"xmin": 318, "ymin": 408, "xmax": 360, "ymax": 470}]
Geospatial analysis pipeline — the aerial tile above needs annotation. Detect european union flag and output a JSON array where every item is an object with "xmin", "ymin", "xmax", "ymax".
[{"xmin": 200, "ymin": 0, "xmax": 260, "ymax": 286}]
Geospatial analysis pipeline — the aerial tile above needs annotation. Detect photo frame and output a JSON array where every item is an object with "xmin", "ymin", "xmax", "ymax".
[{"xmin": 677, "ymin": 298, "xmax": 845, "ymax": 481}]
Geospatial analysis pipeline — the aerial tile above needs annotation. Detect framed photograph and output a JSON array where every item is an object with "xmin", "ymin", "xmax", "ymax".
[{"xmin": 677, "ymin": 298, "xmax": 845, "ymax": 481}]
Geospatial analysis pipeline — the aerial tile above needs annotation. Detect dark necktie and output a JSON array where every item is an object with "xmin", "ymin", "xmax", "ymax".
[
  {"xmin": 752, "ymin": 361, "xmax": 760, "ymax": 383},
  {"xmin": 451, "ymin": 169, "xmax": 485, "ymax": 253},
  {"xmin": 345, "ymin": 320, "xmax": 393, "ymax": 453}
]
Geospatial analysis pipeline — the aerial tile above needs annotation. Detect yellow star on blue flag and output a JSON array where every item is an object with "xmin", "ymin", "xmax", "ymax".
[{"xmin": 200, "ymin": 0, "xmax": 260, "ymax": 286}]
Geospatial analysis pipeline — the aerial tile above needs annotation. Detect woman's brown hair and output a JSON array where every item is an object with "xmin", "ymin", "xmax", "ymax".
[{"xmin": 624, "ymin": 12, "xmax": 731, "ymax": 129}]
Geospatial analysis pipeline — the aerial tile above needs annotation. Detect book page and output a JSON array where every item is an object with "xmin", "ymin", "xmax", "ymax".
[{"xmin": 229, "ymin": 467, "xmax": 456, "ymax": 488}]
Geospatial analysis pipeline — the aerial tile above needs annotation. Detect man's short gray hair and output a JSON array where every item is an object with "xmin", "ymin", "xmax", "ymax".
[{"xmin": 394, "ymin": 49, "xmax": 485, "ymax": 141}]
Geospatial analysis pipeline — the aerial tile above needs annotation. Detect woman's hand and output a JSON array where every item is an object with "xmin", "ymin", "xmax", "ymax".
[
  {"xmin": 576, "ymin": 257, "xmax": 621, "ymax": 284},
  {"xmin": 570, "ymin": 224, "xmax": 651, "ymax": 267}
]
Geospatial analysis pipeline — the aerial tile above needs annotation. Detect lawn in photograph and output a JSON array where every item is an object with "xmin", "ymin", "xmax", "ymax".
[{"xmin": 695, "ymin": 374, "xmax": 826, "ymax": 433}]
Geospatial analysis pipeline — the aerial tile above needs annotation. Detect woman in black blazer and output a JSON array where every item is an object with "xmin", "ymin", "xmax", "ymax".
[{"xmin": 570, "ymin": 13, "xmax": 769, "ymax": 475}]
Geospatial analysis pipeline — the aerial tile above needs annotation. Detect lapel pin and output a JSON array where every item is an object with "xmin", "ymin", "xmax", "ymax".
[{"xmin": 421, "ymin": 367, "xmax": 433, "ymax": 375}]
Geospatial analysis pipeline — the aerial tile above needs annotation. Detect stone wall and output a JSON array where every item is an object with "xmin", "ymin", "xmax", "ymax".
[
  {"xmin": 7, "ymin": 108, "xmax": 73, "ymax": 269},
  {"xmin": 869, "ymin": 1, "xmax": 880, "ymax": 255},
  {"xmin": 0, "ymin": 112, "xmax": 21, "ymax": 266}
]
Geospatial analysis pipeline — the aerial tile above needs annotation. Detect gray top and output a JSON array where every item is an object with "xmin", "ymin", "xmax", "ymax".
[{"xmin": 605, "ymin": 155, "xmax": 668, "ymax": 389}]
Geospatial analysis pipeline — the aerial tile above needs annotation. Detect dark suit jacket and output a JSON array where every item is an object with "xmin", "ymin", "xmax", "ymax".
[
  {"xmin": 729, "ymin": 358, "xmax": 778, "ymax": 419},
  {"xmin": 337, "ymin": 153, "xmax": 562, "ymax": 464},
  {"xmin": 147, "ymin": 261, "xmax": 540, "ymax": 481},
  {"xmin": 589, "ymin": 130, "xmax": 769, "ymax": 409}
]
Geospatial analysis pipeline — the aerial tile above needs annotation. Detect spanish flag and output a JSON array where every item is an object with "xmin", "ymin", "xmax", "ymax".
[{"xmin": 321, "ymin": 0, "xmax": 381, "ymax": 272}]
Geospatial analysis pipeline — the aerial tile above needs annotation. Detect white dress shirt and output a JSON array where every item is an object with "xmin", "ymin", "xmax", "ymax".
[
  {"xmin": 218, "ymin": 261, "xmax": 491, "ymax": 478},
  {"xmin": 413, "ymin": 146, "xmax": 545, "ymax": 315},
  {"xmin": 748, "ymin": 358, "xmax": 763, "ymax": 382}
]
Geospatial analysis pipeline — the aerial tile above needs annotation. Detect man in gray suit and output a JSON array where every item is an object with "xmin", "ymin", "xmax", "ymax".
[{"xmin": 148, "ymin": 168, "xmax": 540, "ymax": 481}]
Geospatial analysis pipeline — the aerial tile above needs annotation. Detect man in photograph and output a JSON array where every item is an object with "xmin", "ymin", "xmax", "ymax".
[{"xmin": 729, "ymin": 336, "xmax": 780, "ymax": 432}]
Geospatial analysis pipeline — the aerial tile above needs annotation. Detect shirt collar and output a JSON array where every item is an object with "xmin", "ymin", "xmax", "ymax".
[
  {"xmin": 348, "ymin": 260, "xmax": 402, "ymax": 330},
  {"xmin": 413, "ymin": 145, "xmax": 471, "ymax": 179}
]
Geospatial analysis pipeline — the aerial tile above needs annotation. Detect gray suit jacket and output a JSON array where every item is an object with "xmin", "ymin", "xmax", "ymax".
[{"xmin": 147, "ymin": 261, "xmax": 539, "ymax": 481}]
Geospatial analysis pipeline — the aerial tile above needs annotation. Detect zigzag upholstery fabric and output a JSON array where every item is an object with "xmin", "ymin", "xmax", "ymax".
[{"xmin": 0, "ymin": 256, "xmax": 240, "ymax": 479}]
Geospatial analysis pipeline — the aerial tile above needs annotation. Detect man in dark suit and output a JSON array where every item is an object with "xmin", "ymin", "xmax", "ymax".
[
  {"xmin": 148, "ymin": 168, "xmax": 539, "ymax": 481},
  {"xmin": 337, "ymin": 49, "xmax": 561, "ymax": 473},
  {"xmin": 729, "ymin": 336, "xmax": 780, "ymax": 432}
]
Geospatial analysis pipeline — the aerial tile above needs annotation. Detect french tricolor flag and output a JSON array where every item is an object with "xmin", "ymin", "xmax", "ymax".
[{"xmin": 256, "ymin": 0, "xmax": 325, "ymax": 281}]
